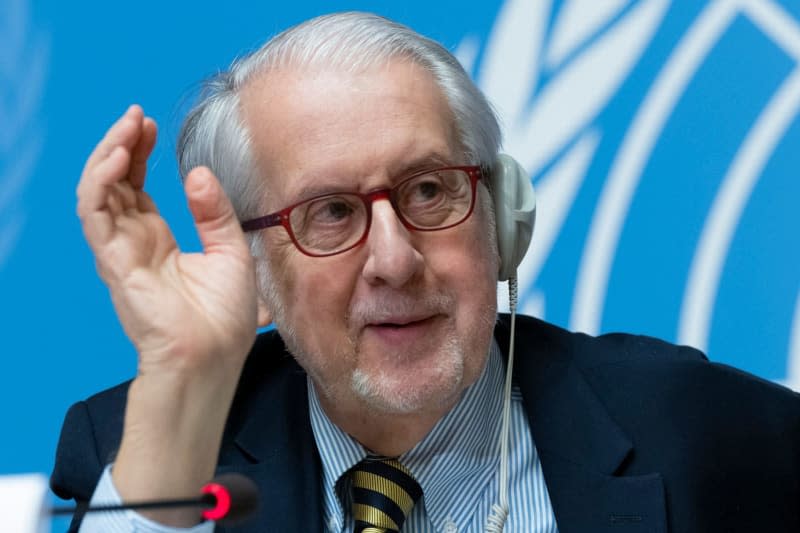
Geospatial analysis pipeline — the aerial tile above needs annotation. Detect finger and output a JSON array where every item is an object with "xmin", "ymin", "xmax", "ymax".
[
  {"xmin": 86, "ymin": 209, "xmax": 174, "ymax": 284},
  {"xmin": 129, "ymin": 117, "xmax": 158, "ymax": 190},
  {"xmin": 77, "ymin": 111, "xmax": 143, "ymax": 211},
  {"xmin": 106, "ymin": 187, "xmax": 124, "ymax": 218},
  {"xmin": 135, "ymin": 189, "xmax": 160, "ymax": 214},
  {"xmin": 80, "ymin": 209, "xmax": 116, "ymax": 253},
  {"xmin": 77, "ymin": 145, "xmax": 132, "ymax": 218},
  {"xmin": 184, "ymin": 166, "xmax": 248, "ymax": 256},
  {"xmin": 83, "ymin": 105, "xmax": 144, "ymax": 173}
]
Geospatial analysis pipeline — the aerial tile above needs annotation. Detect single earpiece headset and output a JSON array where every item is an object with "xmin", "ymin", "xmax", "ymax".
[
  {"xmin": 488, "ymin": 154, "xmax": 536, "ymax": 281},
  {"xmin": 483, "ymin": 153, "xmax": 535, "ymax": 533}
]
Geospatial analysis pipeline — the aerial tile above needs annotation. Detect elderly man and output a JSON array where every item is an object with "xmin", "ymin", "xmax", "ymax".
[{"xmin": 52, "ymin": 11, "xmax": 799, "ymax": 533}]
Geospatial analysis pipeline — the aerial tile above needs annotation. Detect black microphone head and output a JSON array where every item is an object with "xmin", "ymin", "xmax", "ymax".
[{"xmin": 201, "ymin": 473, "xmax": 260, "ymax": 526}]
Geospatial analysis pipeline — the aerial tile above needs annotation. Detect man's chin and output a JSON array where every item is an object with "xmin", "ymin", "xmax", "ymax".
[{"xmin": 349, "ymin": 359, "xmax": 465, "ymax": 415}]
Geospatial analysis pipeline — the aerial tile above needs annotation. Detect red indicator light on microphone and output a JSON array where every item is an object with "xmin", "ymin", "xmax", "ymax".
[{"xmin": 201, "ymin": 481, "xmax": 231, "ymax": 521}]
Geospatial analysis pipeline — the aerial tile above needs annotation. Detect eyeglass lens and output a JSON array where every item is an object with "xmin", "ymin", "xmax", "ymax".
[{"xmin": 289, "ymin": 168, "xmax": 474, "ymax": 255}]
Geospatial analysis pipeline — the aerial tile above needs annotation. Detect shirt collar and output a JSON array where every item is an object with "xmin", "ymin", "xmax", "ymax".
[{"xmin": 308, "ymin": 340, "xmax": 505, "ymax": 532}]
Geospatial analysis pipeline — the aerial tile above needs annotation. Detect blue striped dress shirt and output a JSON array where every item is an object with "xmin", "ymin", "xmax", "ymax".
[{"xmin": 309, "ymin": 340, "xmax": 559, "ymax": 532}]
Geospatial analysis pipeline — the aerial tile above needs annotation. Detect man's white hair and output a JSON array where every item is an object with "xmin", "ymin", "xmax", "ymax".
[{"xmin": 176, "ymin": 11, "xmax": 501, "ymax": 224}]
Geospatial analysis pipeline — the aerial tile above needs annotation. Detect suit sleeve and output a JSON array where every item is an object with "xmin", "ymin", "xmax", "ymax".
[{"xmin": 51, "ymin": 401, "xmax": 107, "ymax": 532}]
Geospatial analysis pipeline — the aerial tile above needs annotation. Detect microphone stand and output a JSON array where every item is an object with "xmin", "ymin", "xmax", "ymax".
[{"xmin": 51, "ymin": 493, "xmax": 215, "ymax": 515}]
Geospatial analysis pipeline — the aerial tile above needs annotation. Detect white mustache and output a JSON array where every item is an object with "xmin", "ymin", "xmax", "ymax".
[{"xmin": 347, "ymin": 292, "xmax": 454, "ymax": 329}]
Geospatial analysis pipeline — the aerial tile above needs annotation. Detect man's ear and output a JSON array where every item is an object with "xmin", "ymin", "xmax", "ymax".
[{"xmin": 257, "ymin": 296, "xmax": 273, "ymax": 328}]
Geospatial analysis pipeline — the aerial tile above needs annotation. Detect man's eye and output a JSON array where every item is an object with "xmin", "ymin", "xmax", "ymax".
[
  {"xmin": 408, "ymin": 179, "xmax": 444, "ymax": 204},
  {"xmin": 325, "ymin": 202, "xmax": 353, "ymax": 220},
  {"xmin": 415, "ymin": 180, "xmax": 442, "ymax": 200},
  {"xmin": 315, "ymin": 199, "xmax": 354, "ymax": 221}
]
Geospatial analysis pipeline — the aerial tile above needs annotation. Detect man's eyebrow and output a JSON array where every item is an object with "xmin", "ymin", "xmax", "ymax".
[
  {"xmin": 287, "ymin": 169, "xmax": 363, "ymax": 203},
  {"xmin": 288, "ymin": 152, "xmax": 457, "ymax": 202},
  {"xmin": 391, "ymin": 152, "xmax": 456, "ymax": 177},
  {"xmin": 290, "ymin": 182, "xmax": 350, "ymax": 202}
]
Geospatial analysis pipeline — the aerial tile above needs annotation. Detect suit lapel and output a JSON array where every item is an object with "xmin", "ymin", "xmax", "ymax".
[
  {"xmin": 218, "ymin": 346, "xmax": 324, "ymax": 532},
  {"xmin": 497, "ymin": 315, "xmax": 667, "ymax": 533}
]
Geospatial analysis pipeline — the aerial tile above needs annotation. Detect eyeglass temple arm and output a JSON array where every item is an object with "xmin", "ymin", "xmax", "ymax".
[{"xmin": 241, "ymin": 213, "xmax": 284, "ymax": 232}]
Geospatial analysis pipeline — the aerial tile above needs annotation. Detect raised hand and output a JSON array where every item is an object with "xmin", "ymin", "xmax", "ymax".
[
  {"xmin": 77, "ymin": 104, "xmax": 265, "ymax": 376},
  {"xmin": 76, "ymin": 105, "xmax": 270, "ymax": 525}
]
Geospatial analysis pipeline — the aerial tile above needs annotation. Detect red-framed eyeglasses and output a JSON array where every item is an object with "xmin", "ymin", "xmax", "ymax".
[{"xmin": 240, "ymin": 166, "xmax": 483, "ymax": 257}]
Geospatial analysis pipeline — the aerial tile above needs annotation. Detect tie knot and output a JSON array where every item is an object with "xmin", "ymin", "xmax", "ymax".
[{"xmin": 350, "ymin": 456, "xmax": 423, "ymax": 532}]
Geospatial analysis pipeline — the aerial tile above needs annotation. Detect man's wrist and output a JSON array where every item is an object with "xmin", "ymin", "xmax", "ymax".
[{"xmin": 111, "ymin": 373, "xmax": 238, "ymax": 527}]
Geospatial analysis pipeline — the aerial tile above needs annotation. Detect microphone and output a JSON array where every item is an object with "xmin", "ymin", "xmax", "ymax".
[{"xmin": 52, "ymin": 473, "xmax": 259, "ymax": 526}]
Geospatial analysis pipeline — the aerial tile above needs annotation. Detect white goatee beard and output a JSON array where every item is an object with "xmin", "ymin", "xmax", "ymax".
[
  {"xmin": 350, "ymin": 331, "xmax": 465, "ymax": 414},
  {"xmin": 265, "ymin": 279, "xmax": 470, "ymax": 414}
]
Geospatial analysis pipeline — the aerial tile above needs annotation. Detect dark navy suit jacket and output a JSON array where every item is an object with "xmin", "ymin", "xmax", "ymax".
[{"xmin": 51, "ymin": 315, "xmax": 800, "ymax": 532}]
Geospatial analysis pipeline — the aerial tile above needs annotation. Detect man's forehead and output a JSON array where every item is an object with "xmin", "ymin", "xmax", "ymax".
[
  {"xmin": 238, "ymin": 60, "xmax": 461, "ymax": 203},
  {"xmin": 240, "ymin": 57, "xmax": 439, "ymax": 109}
]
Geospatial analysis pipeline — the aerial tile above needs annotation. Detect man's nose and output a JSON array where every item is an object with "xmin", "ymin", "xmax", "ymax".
[{"xmin": 361, "ymin": 199, "xmax": 424, "ymax": 288}]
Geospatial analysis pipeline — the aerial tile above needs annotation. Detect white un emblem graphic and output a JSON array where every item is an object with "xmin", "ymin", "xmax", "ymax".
[
  {"xmin": 0, "ymin": 0, "xmax": 48, "ymax": 272},
  {"xmin": 459, "ymin": 0, "xmax": 800, "ymax": 390}
]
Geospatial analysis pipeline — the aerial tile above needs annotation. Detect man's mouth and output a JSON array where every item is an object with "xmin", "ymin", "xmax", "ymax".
[
  {"xmin": 370, "ymin": 317, "xmax": 431, "ymax": 328},
  {"xmin": 362, "ymin": 315, "xmax": 440, "ymax": 344}
]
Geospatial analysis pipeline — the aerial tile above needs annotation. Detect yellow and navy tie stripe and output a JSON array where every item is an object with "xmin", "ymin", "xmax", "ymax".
[{"xmin": 350, "ymin": 457, "xmax": 423, "ymax": 532}]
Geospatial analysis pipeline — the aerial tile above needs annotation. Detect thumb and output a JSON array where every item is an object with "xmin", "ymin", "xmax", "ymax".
[{"xmin": 185, "ymin": 166, "xmax": 247, "ymax": 255}]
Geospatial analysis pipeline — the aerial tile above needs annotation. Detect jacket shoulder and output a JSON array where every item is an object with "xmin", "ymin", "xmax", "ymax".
[
  {"xmin": 504, "ymin": 313, "xmax": 800, "ymax": 435},
  {"xmin": 500, "ymin": 313, "xmax": 707, "ymax": 368}
]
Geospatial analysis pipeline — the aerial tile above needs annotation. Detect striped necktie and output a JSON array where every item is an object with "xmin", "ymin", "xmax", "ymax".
[{"xmin": 350, "ymin": 456, "xmax": 423, "ymax": 532}]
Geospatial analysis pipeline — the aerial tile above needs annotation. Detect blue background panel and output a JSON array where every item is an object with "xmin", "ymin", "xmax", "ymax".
[{"xmin": 1, "ymin": 6, "xmax": 798, "ymax": 530}]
